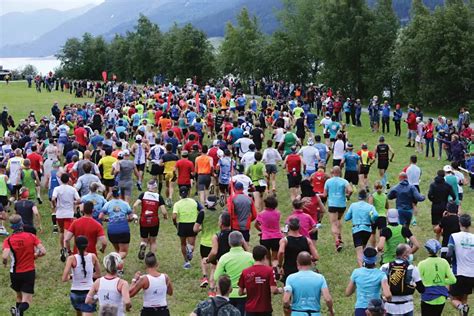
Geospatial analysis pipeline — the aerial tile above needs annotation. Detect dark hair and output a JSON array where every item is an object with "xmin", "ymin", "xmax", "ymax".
[
  {"xmin": 60, "ymin": 173, "xmax": 70, "ymax": 184},
  {"xmin": 266, "ymin": 139, "xmax": 273, "ymax": 147},
  {"xmin": 264, "ymin": 195, "xmax": 278, "ymax": 209},
  {"xmin": 75, "ymin": 236, "xmax": 89, "ymax": 278},
  {"xmin": 220, "ymin": 212, "xmax": 231, "ymax": 227},
  {"xmin": 297, "ymin": 251, "xmax": 312, "ymax": 266},
  {"xmin": 292, "ymin": 199, "xmax": 304, "ymax": 209},
  {"xmin": 217, "ymin": 275, "xmax": 232, "ymax": 296},
  {"xmin": 288, "ymin": 217, "xmax": 300, "ymax": 231},
  {"xmin": 165, "ymin": 143, "xmax": 172, "ymax": 151},
  {"xmin": 254, "ymin": 151, "xmax": 262, "ymax": 162},
  {"xmin": 83, "ymin": 162, "xmax": 92, "ymax": 174},
  {"xmin": 315, "ymin": 135, "xmax": 321, "ymax": 142},
  {"xmin": 144, "ymin": 252, "xmax": 158, "ymax": 268},
  {"xmin": 83, "ymin": 201, "xmax": 94, "ymax": 215},
  {"xmin": 460, "ymin": 214, "xmax": 471, "ymax": 228},
  {"xmin": 410, "ymin": 155, "xmax": 417, "ymax": 164},
  {"xmin": 105, "ymin": 147, "xmax": 113, "ymax": 156},
  {"xmin": 252, "ymin": 245, "xmax": 268, "ymax": 261},
  {"xmin": 300, "ymin": 179, "xmax": 315, "ymax": 197},
  {"xmin": 202, "ymin": 145, "xmax": 208, "ymax": 153},
  {"xmin": 31, "ymin": 145, "xmax": 37, "ymax": 152},
  {"xmin": 437, "ymin": 170, "xmax": 445, "ymax": 177}
]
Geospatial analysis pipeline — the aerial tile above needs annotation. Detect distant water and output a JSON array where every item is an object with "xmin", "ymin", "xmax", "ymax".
[{"xmin": 0, "ymin": 56, "xmax": 61, "ymax": 75}]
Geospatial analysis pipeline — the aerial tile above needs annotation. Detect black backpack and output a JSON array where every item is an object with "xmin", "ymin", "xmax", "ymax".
[{"xmin": 387, "ymin": 260, "xmax": 415, "ymax": 296}]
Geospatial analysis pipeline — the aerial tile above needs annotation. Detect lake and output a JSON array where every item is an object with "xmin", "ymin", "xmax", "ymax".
[{"xmin": 0, "ymin": 56, "xmax": 61, "ymax": 75}]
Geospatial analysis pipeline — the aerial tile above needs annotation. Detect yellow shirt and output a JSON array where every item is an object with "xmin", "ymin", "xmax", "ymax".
[{"xmin": 98, "ymin": 156, "xmax": 117, "ymax": 180}]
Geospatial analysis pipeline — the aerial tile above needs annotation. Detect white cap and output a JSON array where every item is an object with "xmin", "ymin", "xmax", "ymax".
[
  {"xmin": 213, "ymin": 140, "xmax": 219, "ymax": 146},
  {"xmin": 387, "ymin": 209, "xmax": 399, "ymax": 223},
  {"xmin": 243, "ymin": 131, "xmax": 250, "ymax": 136},
  {"xmin": 135, "ymin": 135, "xmax": 142, "ymax": 141},
  {"xmin": 443, "ymin": 165, "xmax": 452, "ymax": 173}
]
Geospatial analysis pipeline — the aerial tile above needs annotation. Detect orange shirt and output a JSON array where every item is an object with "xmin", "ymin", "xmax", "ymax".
[
  {"xmin": 195, "ymin": 155, "xmax": 213, "ymax": 175},
  {"xmin": 159, "ymin": 118, "xmax": 172, "ymax": 132}
]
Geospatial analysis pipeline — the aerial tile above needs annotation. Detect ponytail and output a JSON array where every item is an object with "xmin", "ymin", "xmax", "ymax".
[{"xmin": 79, "ymin": 247, "xmax": 87, "ymax": 278}]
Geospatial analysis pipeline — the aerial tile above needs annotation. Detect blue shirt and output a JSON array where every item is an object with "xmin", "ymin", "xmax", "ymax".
[
  {"xmin": 306, "ymin": 113, "xmax": 316, "ymax": 127},
  {"xmin": 81, "ymin": 193, "xmax": 107, "ymax": 222},
  {"xmin": 343, "ymin": 152, "xmax": 360, "ymax": 171},
  {"xmin": 324, "ymin": 177, "xmax": 349, "ymax": 208},
  {"xmin": 314, "ymin": 143, "xmax": 327, "ymax": 163},
  {"xmin": 229, "ymin": 128, "xmax": 244, "ymax": 144},
  {"xmin": 344, "ymin": 201, "xmax": 378, "ymax": 233},
  {"xmin": 382, "ymin": 105, "xmax": 391, "ymax": 118},
  {"xmin": 90, "ymin": 135, "xmax": 104, "ymax": 149},
  {"xmin": 327, "ymin": 122, "xmax": 340, "ymax": 139},
  {"xmin": 284, "ymin": 270, "xmax": 327, "ymax": 315},
  {"xmin": 101, "ymin": 199, "xmax": 132, "ymax": 234},
  {"xmin": 186, "ymin": 111, "xmax": 198, "ymax": 124},
  {"xmin": 350, "ymin": 267, "xmax": 387, "ymax": 309}
]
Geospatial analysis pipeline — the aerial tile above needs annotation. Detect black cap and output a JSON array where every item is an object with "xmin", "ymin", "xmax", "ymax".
[
  {"xmin": 179, "ymin": 185, "xmax": 189, "ymax": 197},
  {"xmin": 446, "ymin": 201, "xmax": 459, "ymax": 213},
  {"xmin": 112, "ymin": 186, "xmax": 121, "ymax": 197},
  {"xmin": 367, "ymin": 298, "xmax": 384, "ymax": 312}
]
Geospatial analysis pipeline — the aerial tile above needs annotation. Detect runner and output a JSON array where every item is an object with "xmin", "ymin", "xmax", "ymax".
[
  {"xmin": 262, "ymin": 140, "xmax": 282, "ymax": 193},
  {"xmin": 129, "ymin": 252, "xmax": 173, "ymax": 316},
  {"xmin": 341, "ymin": 143, "xmax": 360, "ymax": 187},
  {"xmin": 255, "ymin": 195, "xmax": 283, "ymax": 268},
  {"xmin": 2, "ymin": 214, "xmax": 46, "ymax": 316},
  {"xmin": 131, "ymin": 135, "xmax": 149, "ymax": 191},
  {"xmin": 195, "ymin": 145, "xmax": 214, "ymax": 206},
  {"xmin": 227, "ymin": 182, "xmax": 257, "ymax": 242},
  {"xmin": 14, "ymin": 187, "xmax": 41, "ymax": 235},
  {"xmin": 216, "ymin": 149, "xmax": 233, "ymax": 206},
  {"xmin": 368, "ymin": 181, "xmax": 389, "ymax": 246},
  {"xmin": 191, "ymin": 275, "xmax": 240, "ymax": 316},
  {"xmin": 428, "ymin": 170, "xmax": 456, "ymax": 239},
  {"xmin": 133, "ymin": 180, "xmax": 168, "ymax": 260},
  {"xmin": 435, "ymin": 201, "xmax": 460, "ymax": 261},
  {"xmin": 7, "ymin": 149, "xmax": 24, "ymax": 201},
  {"xmin": 298, "ymin": 137, "xmax": 320, "ymax": 177},
  {"xmin": 245, "ymin": 151, "xmax": 267, "ymax": 212},
  {"xmin": 97, "ymin": 147, "xmax": 117, "ymax": 197},
  {"xmin": 357, "ymin": 143, "xmax": 375, "ymax": 191},
  {"xmin": 172, "ymin": 186, "xmax": 202, "ymax": 269},
  {"xmin": 321, "ymin": 166, "xmax": 353, "ymax": 252},
  {"xmin": 161, "ymin": 144, "xmax": 179, "ymax": 206},
  {"xmin": 61, "ymin": 236, "xmax": 101, "ymax": 316},
  {"xmin": 283, "ymin": 146, "xmax": 303, "ymax": 200},
  {"xmin": 374, "ymin": 136, "xmax": 394, "ymax": 189}
]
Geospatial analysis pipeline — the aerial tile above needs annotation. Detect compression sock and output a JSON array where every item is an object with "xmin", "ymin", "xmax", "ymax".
[
  {"xmin": 18, "ymin": 302, "xmax": 29, "ymax": 315},
  {"xmin": 51, "ymin": 214, "xmax": 57, "ymax": 225},
  {"xmin": 16, "ymin": 302, "xmax": 20, "ymax": 308},
  {"xmin": 158, "ymin": 182, "xmax": 163, "ymax": 194}
]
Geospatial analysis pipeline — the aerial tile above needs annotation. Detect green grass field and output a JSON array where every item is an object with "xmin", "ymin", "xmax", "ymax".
[{"xmin": 0, "ymin": 81, "xmax": 472, "ymax": 315}]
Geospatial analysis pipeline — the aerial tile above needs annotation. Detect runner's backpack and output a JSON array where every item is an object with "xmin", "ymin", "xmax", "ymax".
[{"xmin": 387, "ymin": 260, "xmax": 415, "ymax": 296}]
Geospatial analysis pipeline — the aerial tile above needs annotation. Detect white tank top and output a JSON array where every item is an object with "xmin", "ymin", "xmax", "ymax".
[
  {"xmin": 134, "ymin": 144, "xmax": 146, "ymax": 165},
  {"xmin": 45, "ymin": 145, "xmax": 58, "ymax": 161},
  {"xmin": 143, "ymin": 274, "xmax": 167, "ymax": 308},
  {"xmin": 146, "ymin": 132, "xmax": 156, "ymax": 145},
  {"xmin": 97, "ymin": 277, "xmax": 124, "ymax": 315},
  {"xmin": 71, "ymin": 253, "xmax": 94, "ymax": 291}
]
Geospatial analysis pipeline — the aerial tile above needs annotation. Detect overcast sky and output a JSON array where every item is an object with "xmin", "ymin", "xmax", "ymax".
[{"xmin": 1, "ymin": 0, "xmax": 104, "ymax": 14}]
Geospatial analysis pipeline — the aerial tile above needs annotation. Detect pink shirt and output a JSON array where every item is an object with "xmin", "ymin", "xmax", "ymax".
[
  {"xmin": 256, "ymin": 209, "xmax": 283, "ymax": 240},
  {"xmin": 286, "ymin": 209, "xmax": 316, "ymax": 238}
]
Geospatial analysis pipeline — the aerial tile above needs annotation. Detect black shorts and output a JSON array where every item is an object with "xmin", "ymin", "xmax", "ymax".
[
  {"xmin": 198, "ymin": 174, "xmax": 211, "ymax": 191},
  {"xmin": 332, "ymin": 159, "xmax": 341, "ymax": 167},
  {"xmin": 254, "ymin": 185, "xmax": 266, "ymax": 193},
  {"xmin": 450, "ymin": 275, "xmax": 474, "ymax": 296},
  {"xmin": 371, "ymin": 216, "xmax": 387, "ymax": 233},
  {"xmin": 328, "ymin": 206, "xmax": 346, "ymax": 214},
  {"xmin": 309, "ymin": 230, "xmax": 318, "ymax": 241},
  {"xmin": 260, "ymin": 238, "xmax": 280, "ymax": 252},
  {"xmin": 431, "ymin": 210, "xmax": 444, "ymax": 226},
  {"xmin": 287, "ymin": 173, "xmax": 302, "ymax": 188},
  {"xmin": 265, "ymin": 164, "xmax": 277, "ymax": 174},
  {"xmin": 108, "ymin": 232, "xmax": 130, "ymax": 244},
  {"xmin": 377, "ymin": 161, "xmax": 389, "ymax": 170},
  {"xmin": 359, "ymin": 165, "xmax": 370, "ymax": 175},
  {"xmin": 177, "ymin": 223, "xmax": 197, "ymax": 237},
  {"xmin": 324, "ymin": 132, "xmax": 330, "ymax": 139},
  {"xmin": 150, "ymin": 164, "xmax": 164, "ymax": 176},
  {"xmin": 459, "ymin": 193, "xmax": 463, "ymax": 201},
  {"xmin": 136, "ymin": 163, "xmax": 145, "ymax": 172},
  {"xmin": 344, "ymin": 170, "xmax": 359, "ymax": 185},
  {"xmin": 11, "ymin": 270, "xmax": 35, "ymax": 294},
  {"xmin": 200, "ymin": 245, "xmax": 212, "ymax": 258},
  {"xmin": 219, "ymin": 183, "xmax": 229, "ymax": 194},
  {"xmin": 353, "ymin": 231, "xmax": 371, "ymax": 248},
  {"xmin": 330, "ymin": 138, "xmax": 336, "ymax": 143},
  {"xmin": 234, "ymin": 229, "xmax": 250, "ymax": 242},
  {"xmin": 0, "ymin": 195, "xmax": 8, "ymax": 207},
  {"xmin": 11, "ymin": 185, "xmax": 21, "ymax": 195},
  {"xmin": 102, "ymin": 178, "xmax": 115, "ymax": 188},
  {"xmin": 140, "ymin": 225, "xmax": 159, "ymax": 238}
]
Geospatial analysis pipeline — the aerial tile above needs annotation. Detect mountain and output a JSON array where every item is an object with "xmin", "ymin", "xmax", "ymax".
[
  {"xmin": 0, "ymin": 5, "xmax": 94, "ymax": 47},
  {"xmin": 0, "ymin": 0, "xmax": 445, "ymax": 58}
]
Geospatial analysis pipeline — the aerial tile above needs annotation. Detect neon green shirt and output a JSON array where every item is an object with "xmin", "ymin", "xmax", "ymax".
[
  {"xmin": 246, "ymin": 162, "xmax": 266, "ymax": 186},
  {"xmin": 293, "ymin": 107, "xmax": 304, "ymax": 119},
  {"xmin": 418, "ymin": 256, "xmax": 456, "ymax": 305},
  {"xmin": 372, "ymin": 192, "xmax": 387, "ymax": 216},
  {"xmin": 199, "ymin": 209, "xmax": 220, "ymax": 248},
  {"xmin": 214, "ymin": 247, "xmax": 254, "ymax": 298},
  {"xmin": 0, "ymin": 174, "xmax": 8, "ymax": 196},
  {"xmin": 173, "ymin": 198, "xmax": 199, "ymax": 223}
]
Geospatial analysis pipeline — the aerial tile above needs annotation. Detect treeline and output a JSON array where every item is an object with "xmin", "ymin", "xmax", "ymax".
[{"xmin": 57, "ymin": 0, "xmax": 474, "ymax": 107}]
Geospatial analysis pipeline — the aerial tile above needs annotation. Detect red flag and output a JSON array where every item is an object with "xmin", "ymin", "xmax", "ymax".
[
  {"xmin": 195, "ymin": 92, "xmax": 200, "ymax": 107},
  {"xmin": 167, "ymin": 92, "xmax": 172, "ymax": 112},
  {"xmin": 101, "ymin": 71, "xmax": 107, "ymax": 82}
]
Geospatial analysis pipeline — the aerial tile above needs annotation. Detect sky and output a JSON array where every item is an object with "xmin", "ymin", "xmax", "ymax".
[{"xmin": 1, "ymin": 0, "xmax": 104, "ymax": 14}]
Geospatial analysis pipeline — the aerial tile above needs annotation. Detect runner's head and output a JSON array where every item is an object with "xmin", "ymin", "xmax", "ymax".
[
  {"xmin": 386, "ymin": 209, "xmax": 399, "ymax": 225},
  {"xmin": 398, "ymin": 172, "xmax": 407, "ymax": 181},
  {"xmin": 103, "ymin": 252, "xmax": 123, "ymax": 274},
  {"xmin": 346, "ymin": 143, "xmax": 353, "ymax": 151},
  {"xmin": 424, "ymin": 239, "xmax": 441, "ymax": 256},
  {"xmin": 206, "ymin": 195, "xmax": 217, "ymax": 210},
  {"xmin": 292, "ymin": 198, "xmax": 304, "ymax": 210},
  {"xmin": 395, "ymin": 244, "xmax": 411, "ymax": 260},
  {"xmin": 228, "ymin": 231, "xmax": 244, "ymax": 248},
  {"xmin": 446, "ymin": 201, "xmax": 458, "ymax": 214},
  {"xmin": 288, "ymin": 217, "xmax": 300, "ymax": 232},
  {"xmin": 83, "ymin": 201, "xmax": 94, "ymax": 215},
  {"xmin": 219, "ymin": 212, "xmax": 231, "ymax": 228},
  {"xmin": 60, "ymin": 173, "xmax": 70, "ymax": 184},
  {"xmin": 358, "ymin": 189, "xmax": 367, "ymax": 201},
  {"xmin": 9, "ymin": 214, "xmax": 23, "ymax": 232},
  {"xmin": 361, "ymin": 143, "xmax": 368, "ymax": 150},
  {"xmin": 366, "ymin": 298, "xmax": 385, "ymax": 316},
  {"xmin": 378, "ymin": 136, "xmax": 385, "ymax": 143},
  {"xmin": 374, "ymin": 181, "xmax": 383, "ymax": 193},
  {"xmin": 19, "ymin": 187, "xmax": 29, "ymax": 200},
  {"xmin": 459, "ymin": 214, "xmax": 471, "ymax": 229},
  {"xmin": 252, "ymin": 245, "xmax": 268, "ymax": 262},
  {"xmin": 410, "ymin": 155, "xmax": 417, "ymax": 164},
  {"xmin": 315, "ymin": 135, "xmax": 321, "ymax": 143},
  {"xmin": 144, "ymin": 252, "xmax": 158, "ymax": 268},
  {"xmin": 111, "ymin": 186, "xmax": 121, "ymax": 198},
  {"xmin": 147, "ymin": 180, "xmax": 158, "ymax": 192},
  {"xmin": 179, "ymin": 185, "xmax": 189, "ymax": 198},
  {"xmin": 216, "ymin": 275, "xmax": 232, "ymax": 297},
  {"xmin": 23, "ymin": 159, "xmax": 31, "ymax": 169},
  {"xmin": 234, "ymin": 181, "xmax": 244, "ymax": 192},
  {"xmin": 75, "ymin": 235, "xmax": 88, "ymax": 252},
  {"xmin": 331, "ymin": 166, "xmax": 341, "ymax": 177},
  {"xmin": 296, "ymin": 251, "xmax": 312, "ymax": 268},
  {"xmin": 362, "ymin": 247, "xmax": 378, "ymax": 268}
]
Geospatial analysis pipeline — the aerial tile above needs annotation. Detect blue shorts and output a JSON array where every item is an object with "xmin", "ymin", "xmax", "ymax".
[
  {"xmin": 58, "ymin": 136, "xmax": 68, "ymax": 145},
  {"xmin": 304, "ymin": 169, "xmax": 316, "ymax": 177},
  {"xmin": 398, "ymin": 209, "xmax": 413, "ymax": 226},
  {"xmin": 308, "ymin": 125, "xmax": 315, "ymax": 133},
  {"xmin": 70, "ymin": 291, "xmax": 96, "ymax": 313}
]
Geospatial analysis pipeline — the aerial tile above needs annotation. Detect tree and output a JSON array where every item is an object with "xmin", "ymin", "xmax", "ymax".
[
  {"xmin": 363, "ymin": 0, "xmax": 399, "ymax": 99},
  {"xmin": 20, "ymin": 64, "xmax": 38, "ymax": 78},
  {"xmin": 218, "ymin": 8, "xmax": 266, "ymax": 79}
]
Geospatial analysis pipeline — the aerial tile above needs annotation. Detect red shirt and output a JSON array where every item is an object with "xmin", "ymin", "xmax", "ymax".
[
  {"xmin": 286, "ymin": 154, "xmax": 301, "ymax": 173},
  {"xmin": 183, "ymin": 140, "xmax": 202, "ymax": 152},
  {"xmin": 74, "ymin": 127, "xmax": 88, "ymax": 147},
  {"xmin": 67, "ymin": 217, "xmax": 104, "ymax": 255},
  {"xmin": 238, "ymin": 265, "xmax": 276, "ymax": 313},
  {"xmin": 175, "ymin": 159, "xmax": 194, "ymax": 185},
  {"xmin": 185, "ymin": 131, "xmax": 200, "ymax": 142},
  {"xmin": 3, "ymin": 232, "xmax": 41, "ymax": 273},
  {"xmin": 154, "ymin": 110, "xmax": 163, "ymax": 126},
  {"xmin": 171, "ymin": 126, "xmax": 183, "ymax": 141},
  {"xmin": 311, "ymin": 171, "xmax": 327, "ymax": 194},
  {"xmin": 138, "ymin": 192, "xmax": 165, "ymax": 227},
  {"xmin": 302, "ymin": 195, "xmax": 322, "ymax": 223},
  {"xmin": 406, "ymin": 112, "xmax": 417, "ymax": 130},
  {"xmin": 208, "ymin": 147, "xmax": 220, "ymax": 168},
  {"xmin": 26, "ymin": 152, "xmax": 42, "ymax": 173}
]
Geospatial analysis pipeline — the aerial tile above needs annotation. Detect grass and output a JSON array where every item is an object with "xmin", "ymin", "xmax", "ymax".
[{"xmin": 0, "ymin": 81, "xmax": 472, "ymax": 315}]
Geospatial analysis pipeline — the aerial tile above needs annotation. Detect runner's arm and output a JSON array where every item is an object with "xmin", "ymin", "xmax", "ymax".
[
  {"xmin": 381, "ymin": 278, "xmax": 392, "ymax": 302},
  {"xmin": 129, "ymin": 275, "xmax": 145, "ymax": 297},
  {"xmin": 344, "ymin": 280, "xmax": 355, "ymax": 296},
  {"xmin": 408, "ymin": 235, "xmax": 420, "ymax": 254},
  {"xmin": 206, "ymin": 235, "xmax": 218, "ymax": 264},
  {"xmin": 283, "ymin": 290, "xmax": 292, "ymax": 316},
  {"xmin": 322, "ymin": 287, "xmax": 335, "ymax": 316},
  {"xmin": 165, "ymin": 274, "xmax": 173, "ymax": 296},
  {"xmin": 120, "ymin": 280, "xmax": 132, "ymax": 311},
  {"xmin": 61, "ymin": 256, "xmax": 74, "ymax": 282},
  {"xmin": 376, "ymin": 236, "xmax": 386, "ymax": 252},
  {"xmin": 85, "ymin": 280, "xmax": 100, "ymax": 304},
  {"xmin": 32, "ymin": 206, "xmax": 41, "ymax": 232},
  {"xmin": 277, "ymin": 238, "xmax": 287, "ymax": 268},
  {"xmin": 35, "ymin": 243, "xmax": 46, "ymax": 258},
  {"xmin": 2, "ymin": 248, "xmax": 10, "ymax": 266},
  {"xmin": 307, "ymin": 237, "xmax": 319, "ymax": 261}
]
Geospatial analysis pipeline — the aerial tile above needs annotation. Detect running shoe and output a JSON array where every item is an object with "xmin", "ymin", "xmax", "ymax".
[
  {"xmin": 165, "ymin": 198, "xmax": 172, "ymax": 207},
  {"xmin": 386, "ymin": 183, "xmax": 390, "ymax": 190},
  {"xmin": 200, "ymin": 277, "xmax": 209, "ymax": 288},
  {"xmin": 137, "ymin": 183, "xmax": 142, "ymax": 191},
  {"xmin": 183, "ymin": 261, "xmax": 191, "ymax": 269},
  {"xmin": 186, "ymin": 244, "xmax": 194, "ymax": 261},
  {"xmin": 37, "ymin": 197, "xmax": 43, "ymax": 205},
  {"xmin": 117, "ymin": 269, "xmax": 124, "ymax": 277},
  {"xmin": 10, "ymin": 306, "xmax": 18, "ymax": 316},
  {"xmin": 219, "ymin": 195, "xmax": 226, "ymax": 207},
  {"xmin": 462, "ymin": 304, "xmax": 470, "ymax": 316},
  {"xmin": 336, "ymin": 240, "xmax": 343, "ymax": 253},
  {"xmin": 0, "ymin": 226, "xmax": 9, "ymax": 236},
  {"xmin": 53, "ymin": 225, "xmax": 59, "ymax": 234},
  {"xmin": 138, "ymin": 243, "xmax": 146, "ymax": 260},
  {"xmin": 209, "ymin": 184, "xmax": 215, "ymax": 195},
  {"xmin": 411, "ymin": 217, "xmax": 417, "ymax": 226},
  {"xmin": 60, "ymin": 247, "xmax": 68, "ymax": 262}
]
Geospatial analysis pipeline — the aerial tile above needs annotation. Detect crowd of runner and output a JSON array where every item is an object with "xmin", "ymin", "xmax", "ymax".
[{"xmin": 1, "ymin": 79, "xmax": 473, "ymax": 316}]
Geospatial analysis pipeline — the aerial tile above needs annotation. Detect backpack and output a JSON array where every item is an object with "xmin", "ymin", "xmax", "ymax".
[
  {"xmin": 210, "ymin": 298, "xmax": 231, "ymax": 316},
  {"xmin": 387, "ymin": 260, "xmax": 415, "ymax": 296}
]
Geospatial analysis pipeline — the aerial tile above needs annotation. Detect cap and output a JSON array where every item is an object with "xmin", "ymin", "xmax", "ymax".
[
  {"xmin": 234, "ymin": 182, "xmax": 244, "ymax": 191},
  {"xmin": 122, "ymin": 149, "xmax": 130, "ymax": 156},
  {"xmin": 243, "ymin": 131, "xmax": 250, "ymax": 136},
  {"xmin": 19, "ymin": 187, "xmax": 29, "ymax": 199},
  {"xmin": 212, "ymin": 140, "xmax": 219, "ymax": 146},
  {"xmin": 387, "ymin": 208, "xmax": 399, "ymax": 223},
  {"xmin": 135, "ymin": 135, "xmax": 142, "ymax": 141},
  {"xmin": 206, "ymin": 195, "xmax": 217, "ymax": 208},
  {"xmin": 307, "ymin": 138, "xmax": 314, "ymax": 146},
  {"xmin": 379, "ymin": 136, "xmax": 385, "ymax": 142},
  {"xmin": 424, "ymin": 239, "xmax": 441, "ymax": 255},
  {"xmin": 147, "ymin": 180, "xmax": 158, "ymax": 191},
  {"xmin": 181, "ymin": 150, "xmax": 189, "ymax": 156},
  {"xmin": 446, "ymin": 201, "xmax": 459, "ymax": 213},
  {"xmin": 362, "ymin": 247, "xmax": 378, "ymax": 265},
  {"xmin": 367, "ymin": 299, "xmax": 384, "ymax": 313},
  {"xmin": 290, "ymin": 145, "xmax": 297, "ymax": 152},
  {"xmin": 236, "ymin": 164, "xmax": 245, "ymax": 173},
  {"xmin": 179, "ymin": 185, "xmax": 189, "ymax": 196},
  {"xmin": 361, "ymin": 143, "xmax": 368, "ymax": 149},
  {"xmin": 358, "ymin": 190, "xmax": 367, "ymax": 200},
  {"xmin": 443, "ymin": 165, "xmax": 452, "ymax": 173},
  {"xmin": 346, "ymin": 142, "xmax": 353, "ymax": 148},
  {"xmin": 117, "ymin": 151, "xmax": 124, "ymax": 159}
]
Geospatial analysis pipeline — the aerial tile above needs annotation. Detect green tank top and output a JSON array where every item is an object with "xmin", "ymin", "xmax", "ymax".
[
  {"xmin": 22, "ymin": 170, "xmax": 36, "ymax": 200},
  {"xmin": 372, "ymin": 192, "xmax": 387, "ymax": 216},
  {"xmin": 200, "ymin": 209, "xmax": 221, "ymax": 248},
  {"xmin": 383, "ymin": 225, "xmax": 406, "ymax": 264},
  {"xmin": 0, "ymin": 174, "xmax": 8, "ymax": 196}
]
